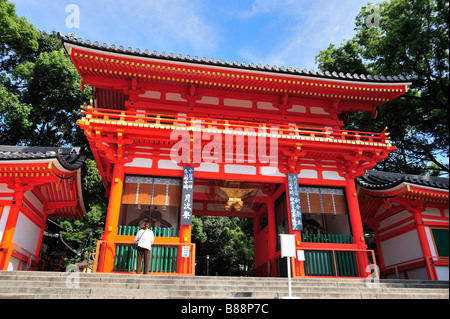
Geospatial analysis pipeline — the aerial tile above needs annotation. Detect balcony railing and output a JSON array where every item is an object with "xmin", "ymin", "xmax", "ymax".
[
  {"xmin": 80, "ymin": 105, "xmax": 391, "ymax": 146},
  {"xmin": 301, "ymin": 233, "xmax": 354, "ymax": 244},
  {"xmin": 118, "ymin": 226, "xmax": 179, "ymax": 237},
  {"xmin": 92, "ymin": 240, "xmax": 195, "ymax": 276}
]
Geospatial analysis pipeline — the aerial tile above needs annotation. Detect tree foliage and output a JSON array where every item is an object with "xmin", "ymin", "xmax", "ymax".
[
  {"xmin": 192, "ymin": 216, "xmax": 254, "ymax": 276},
  {"xmin": 1, "ymin": 0, "xmax": 103, "ymax": 261},
  {"xmin": 1, "ymin": 0, "xmax": 91, "ymax": 146},
  {"xmin": 316, "ymin": 0, "xmax": 449, "ymax": 176}
]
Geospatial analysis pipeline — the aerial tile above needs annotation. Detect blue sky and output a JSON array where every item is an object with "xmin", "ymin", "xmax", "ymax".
[{"xmin": 11, "ymin": 0, "xmax": 371, "ymax": 71}]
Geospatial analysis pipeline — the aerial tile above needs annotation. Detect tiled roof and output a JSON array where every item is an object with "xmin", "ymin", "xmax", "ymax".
[
  {"xmin": 357, "ymin": 170, "xmax": 449, "ymax": 190},
  {"xmin": 0, "ymin": 145, "xmax": 86, "ymax": 171},
  {"xmin": 59, "ymin": 33, "xmax": 415, "ymax": 84}
]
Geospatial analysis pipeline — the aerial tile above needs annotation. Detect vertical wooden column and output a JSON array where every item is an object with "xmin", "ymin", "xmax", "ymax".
[
  {"xmin": 345, "ymin": 178, "xmax": 369, "ymax": 277},
  {"xmin": 178, "ymin": 166, "xmax": 194, "ymax": 274},
  {"xmin": 412, "ymin": 210, "xmax": 435, "ymax": 280},
  {"xmin": 99, "ymin": 162, "xmax": 124, "ymax": 273},
  {"xmin": 0, "ymin": 187, "xmax": 24, "ymax": 270},
  {"xmin": 34, "ymin": 209, "xmax": 51, "ymax": 268},
  {"xmin": 267, "ymin": 199, "xmax": 277, "ymax": 276},
  {"xmin": 285, "ymin": 174, "xmax": 304, "ymax": 277},
  {"xmin": 253, "ymin": 205, "xmax": 262, "ymax": 269}
]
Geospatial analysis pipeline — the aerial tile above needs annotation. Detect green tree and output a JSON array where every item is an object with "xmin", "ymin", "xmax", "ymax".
[
  {"xmin": 192, "ymin": 216, "xmax": 254, "ymax": 276},
  {"xmin": 316, "ymin": 0, "xmax": 449, "ymax": 176},
  {"xmin": 58, "ymin": 158, "xmax": 107, "ymax": 264},
  {"xmin": 1, "ymin": 1, "xmax": 91, "ymax": 146},
  {"xmin": 1, "ymin": 0, "xmax": 104, "ymax": 264},
  {"xmin": 0, "ymin": 0, "xmax": 39, "ymax": 73}
]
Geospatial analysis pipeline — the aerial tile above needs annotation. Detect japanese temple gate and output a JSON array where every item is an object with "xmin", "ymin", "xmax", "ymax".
[{"xmin": 60, "ymin": 33, "xmax": 414, "ymax": 278}]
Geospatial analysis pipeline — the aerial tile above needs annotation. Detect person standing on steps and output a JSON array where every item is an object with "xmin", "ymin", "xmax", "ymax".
[{"xmin": 134, "ymin": 220, "xmax": 154, "ymax": 274}]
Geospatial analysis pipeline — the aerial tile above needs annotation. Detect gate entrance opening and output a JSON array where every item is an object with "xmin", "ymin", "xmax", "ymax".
[{"xmin": 192, "ymin": 179, "xmax": 280, "ymax": 276}]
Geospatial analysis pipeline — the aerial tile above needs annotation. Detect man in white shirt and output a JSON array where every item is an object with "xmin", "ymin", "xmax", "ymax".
[{"xmin": 134, "ymin": 221, "xmax": 154, "ymax": 274}]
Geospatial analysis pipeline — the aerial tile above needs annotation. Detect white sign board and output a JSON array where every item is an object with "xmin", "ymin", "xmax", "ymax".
[
  {"xmin": 280, "ymin": 234, "xmax": 296, "ymax": 258},
  {"xmin": 297, "ymin": 250, "xmax": 305, "ymax": 261},
  {"xmin": 181, "ymin": 246, "xmax": 190, "ymax": 258}
]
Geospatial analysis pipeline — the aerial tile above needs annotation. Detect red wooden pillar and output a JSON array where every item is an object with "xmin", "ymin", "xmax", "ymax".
[
  {"xmin": 267, "ymin": 198, "xmax": 277, "ymax": 276},
  {"xmin": 34, "ymin": 210, "xmax": 51, "ymax": 269},
  {"xmin": 99, "ymin": 162, "xmax": 124, "ymax": 273},
  {"xmin": 374, "ymin": 228, "xmax": 386, "ymax": 275},
  {"xmin": 345, "ymin": 178, "xmax": 369, "ymax": 277},
  {"xmin": 177, "ymin": 166, "xmax": 194, "ymax": 274},
  {"xmin": 412, "ymin": 210, "xmax": 435, "ymax": 280},
  {"xmin": 0, "ymin": 187, "xmax": 24, "ymax": 270},
  {"xmin": 285, "ymin": 180, "xmax": 303, "ymax": 278},
  {"xmin": 177, "ymin": 225, "xmax": 192, "ymax": 274},
  {"xmin": 253, "ymin": 206, "xmax": 262, "ymax": 270}
]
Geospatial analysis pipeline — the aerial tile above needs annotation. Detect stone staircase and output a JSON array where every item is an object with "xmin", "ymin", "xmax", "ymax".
[{"xmin": 0, "ymin": 271, "xmax": 448, "ymax": 299}]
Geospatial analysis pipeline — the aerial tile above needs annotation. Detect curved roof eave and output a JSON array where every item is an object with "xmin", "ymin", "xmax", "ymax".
[{"xmin": 59, "ymin": 33, "xmax": 415, "ymax": 86}]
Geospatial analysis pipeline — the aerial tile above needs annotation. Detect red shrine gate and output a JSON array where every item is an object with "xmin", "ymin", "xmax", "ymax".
[{"xmin": 60, "ymin": 33, "xmax": 412, "ymax": 278}]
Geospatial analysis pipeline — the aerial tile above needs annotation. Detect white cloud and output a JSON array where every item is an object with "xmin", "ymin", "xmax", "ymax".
[
  {"xmin": 237, "ymin": 0, "xmax": 368, "ymax": 70},
  {"xmin": 116, "ymin": 0, "xmax": 218, "ymax": 54},
  {"xmin": 238, "ymin": 0, "xmax": 299, "ymax": 18},
  {"xmin": 12, "ymin": 0, "xmax": 368, "ymax": 70}
]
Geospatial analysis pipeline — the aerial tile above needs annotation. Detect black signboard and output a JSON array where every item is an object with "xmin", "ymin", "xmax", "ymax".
[
  {"xmin": 180, "ymin": 166, "xmax": 194, "ymax": 226},
  {"xmin": 287, "ymin": 173, "xmax": 303, "ymax": 231}
]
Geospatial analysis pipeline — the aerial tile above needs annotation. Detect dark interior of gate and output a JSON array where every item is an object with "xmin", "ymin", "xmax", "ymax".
[{"xmin": 191, "ymin": 178, "xmax": 354, "ymax": 277}]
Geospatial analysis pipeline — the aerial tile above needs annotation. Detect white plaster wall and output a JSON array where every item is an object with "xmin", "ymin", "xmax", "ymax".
[
  {"xmin": 12, "ymin": 212, "xmax": 41, "ymax": 255},
  {"xmin": 125, "ymin": 157, "xmax": 153, "ymax": 168},
  {"xmin": 24, "ymin": 191, "xmax": 43, "ymax": 215},
  {"xmin": 223, "ymin": 98, "xmax": 252, "ymax": 108},
  {"xmin": 322, "ymin": 171, "xmax": 345, "ymax": 180},
  {"xmin": 310, "ymin": 106, "xmax": 329, "ymax": 115},
  {"xmin": 0, "ymin": 206, "xmax": 11, "ymax": 241},
  {"xmin": 197, "ymin": 163, "xmax": 220, "ymax": 173},
  {"xmin": 166, "ymin": 93, "xmax": 187, "ymax": 102},
  {"xmin": 423, "ymin": 207, "xmax": 441, "ymax": 217},
  {"xmin": 158, "ymin": 159, "xmax": 183, "ymax": 170},
  {"xmin": 378, "ymin": 210, "xmax": 411, "ymax": 236},
  {"xmin": 435, "ymin": 266, "xmax": 449, "ymax": 280},
  {"xmin": 260, "ymin": 166, "xmax": 285, "ymax": 176},
  {"xmin": 406, "ymin": 267, "xmax": 429, "ymax": 280},
  {"xmin": 298, "ymin": 169, "xmax": 318, "ymax": 179},
  {"xmin": 257, "ymin": 101, "xmax": 277, "ymax": 110},
  {"xmin": 0, "ymin": 183, "xmax": 13, "ymax": 193},
  {"xmin": 197, "ymin": 96, "xmax": 219, "ymax": 105},
  {"xmin": 380, "ymin": 230, "xmax": 423, "ymax": 266},
  {"xmin": 7, "ymin": 256, "xmax": 20, "ymax": 271},
  {"xmin": 224, "ymin": 164, "xmax": 256, "ymax": 175},
  {"xmin": 138, "ymin": 90, "xmax": 161, "ymax": 99}
]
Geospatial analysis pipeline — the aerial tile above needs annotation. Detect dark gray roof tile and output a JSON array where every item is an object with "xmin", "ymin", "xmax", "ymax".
[
  {"xmin": 357, "ymin": 170, "xmax": 449, "ymax": 190},
  {"xmin": 58, "ymin": 33, "xmax": 417, "ymax": 83},
  {"xmin": 0, "ymin": 145, "xmax": 86, "ymax": 171}
]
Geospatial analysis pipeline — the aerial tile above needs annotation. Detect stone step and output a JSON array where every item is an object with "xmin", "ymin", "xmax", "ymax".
[
  {"xmin": 1, "ymin": 271, "xmax": 448, "ymax": 286},
  {"xmin": 0, "ymin": 285, "xmax": 448, "ymax": 299},
  {"xmin": 1, "ymin": 279, "xmax": 447, "ymax": 294},
  {"xmin": 0, "ymin": 271, "xmax": 448, "ymax": 299},
  {"xmin": 0, "ymin": 279, "xmax": 448, "ymax": 295}
]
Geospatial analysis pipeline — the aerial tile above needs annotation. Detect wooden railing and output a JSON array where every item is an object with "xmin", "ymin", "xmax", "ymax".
[
  {"xmin": 383, "ymin": 256, "xmax": 449, "ymax": 281},
  {"xmin": 118, "ymin": 226, "xmax": 179, "ymax": 237},
  {"xmin": 93, "ymin": 240, "xmax": 195, "ymax": 276},
  {"xmin": 80, "ymin": 105, "xmax": 391, "ymax": 146},
  {"xmin": 300, "ymin": 234, "xmax": 357, "ymax": 277},
  {"xmin": 114, "ymin": 243, "xmax": 180, "ymax": 273},
  {"xmin": 301, "ymin": 233, "xmax": 354, "ymax": 244},
  {"xmin": 254, "ymin": 247, "xmax": 377, "ymax": 279},
  {"xmin": 0, "ymin": 242, "xmax": 42, "ymax": 271}
]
